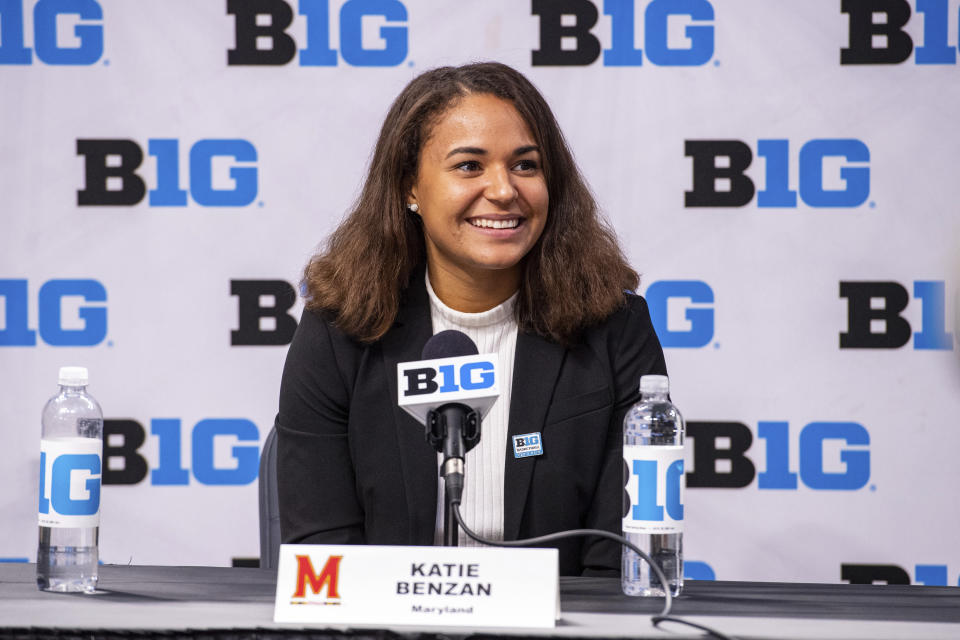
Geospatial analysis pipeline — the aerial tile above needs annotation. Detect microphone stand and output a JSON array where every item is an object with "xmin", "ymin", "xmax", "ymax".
[{"xmin": 425, "ymin": 403, "xmax": 480, "ymax": 547}]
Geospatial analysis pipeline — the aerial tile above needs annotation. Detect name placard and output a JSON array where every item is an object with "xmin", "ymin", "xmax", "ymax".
[{"xmin": 274, "ymin": 544, "xmax": 559, "ymax": 628}]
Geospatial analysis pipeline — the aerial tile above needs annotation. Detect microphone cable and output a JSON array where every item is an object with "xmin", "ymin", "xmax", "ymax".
[{"xmin": 451, "ymin": 501, "xmax": 734, "ymax": 640}]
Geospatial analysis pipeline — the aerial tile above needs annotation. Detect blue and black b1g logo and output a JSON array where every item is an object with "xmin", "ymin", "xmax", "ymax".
[
  {"xmin": 532, "ymin": 0, "xmax": 715, "ymax": 66},
  {"xmin": 843, "ymin": 563, "xmax": 960, "ymax": 586},
  {"xmin": 842, "ymin": 0, "xmax": 960, "ymax": 65},
  {"xmin": 512, "ymin": 432, "xmax": 543, "ymax": 458},
  {"xmin": 402, "ymin": 361, "xmax": 495, "ymax": 397},
  {"xmin": 102, "ymin": 418, "xmax": 260, "ymax": 486},
  {"xmin": 840, "ymin": 280, "xmax": 954, "ymax": 350},
  {"xmin": 227, "ymin": 0, "xmax": 409, "ymax": 67},
  {"xmin": 687, "ymin": 421, "xmax": 871, "ymax": 491},
  {"xmin": 77, "ymin": 139, "xmax": 259, "ymax": 207},
  {"xmin": 685, "ymin": 139, "xmax": 871, "ymax": 208}
]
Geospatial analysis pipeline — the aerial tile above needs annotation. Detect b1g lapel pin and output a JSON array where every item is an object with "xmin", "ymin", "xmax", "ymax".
[{"xmin": 512, "ymin": 432, "xmax": 543, "ymax": 458}]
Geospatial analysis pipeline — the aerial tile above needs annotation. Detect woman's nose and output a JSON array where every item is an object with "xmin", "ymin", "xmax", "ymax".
[{"xmin": 484, "ymin": 166, "xmax": 518, "ymax": 204}]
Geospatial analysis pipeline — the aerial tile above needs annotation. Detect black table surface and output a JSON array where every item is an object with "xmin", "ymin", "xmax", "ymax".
[{"xmin": 2, "ymin": 563, "xmax": 960, "ymax": 639}]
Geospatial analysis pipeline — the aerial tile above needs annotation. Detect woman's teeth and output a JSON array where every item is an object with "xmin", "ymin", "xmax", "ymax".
[{"xmin": 469, "ymin": 218, "xmax": 520, "ymax": 229}]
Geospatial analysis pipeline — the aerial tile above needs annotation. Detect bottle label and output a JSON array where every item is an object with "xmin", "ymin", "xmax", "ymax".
[
  {"xmin": 38, "ymin": 438, "xmax": 101, "ymax": 528},
  {"xmin": 622, "ymin": 444, "xmax": 685, "ymax": 534}
]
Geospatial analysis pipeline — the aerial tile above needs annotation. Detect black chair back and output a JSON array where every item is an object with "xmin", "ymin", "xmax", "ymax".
[{"xmin": 258, "ymin": 424, "xmax": 281, "ymax": 569}]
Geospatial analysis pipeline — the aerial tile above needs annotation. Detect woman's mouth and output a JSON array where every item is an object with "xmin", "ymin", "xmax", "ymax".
[{"xmin": 467, "ymin": 217, "xmax": 522, "ymax": 230}]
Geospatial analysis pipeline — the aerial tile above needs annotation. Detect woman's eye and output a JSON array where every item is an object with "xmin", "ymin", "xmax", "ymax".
[
  {"xmin": 455, "ymin": 161, "xmax": 481, "ymax": 172},
  {"xmin": 514, "ymin": 159, "xmax": 539, "ymax": 172}
]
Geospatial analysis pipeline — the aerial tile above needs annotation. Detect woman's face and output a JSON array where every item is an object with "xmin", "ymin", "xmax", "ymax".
[{"xmin": 409, "ymin": 93, "xmax": 549, "ymax": 284}]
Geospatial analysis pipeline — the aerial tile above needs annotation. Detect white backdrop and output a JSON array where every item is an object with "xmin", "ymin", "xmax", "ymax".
[{"xmin": 2, "ymin": 0, "xmax": 959, "ymax": 584}]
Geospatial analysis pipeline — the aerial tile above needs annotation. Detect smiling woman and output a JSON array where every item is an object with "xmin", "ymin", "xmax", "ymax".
[
  {"xmin": 277, "ymin": 62, "xmax": 667, "ymax": 576},
  {"xmin": 298, "ymin": 62, "xmax": 641, "ymax": 345}
]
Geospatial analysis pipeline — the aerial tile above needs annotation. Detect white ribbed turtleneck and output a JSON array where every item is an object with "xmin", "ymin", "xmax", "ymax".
[{"xmin": 426, "ymin": 271, "xmax": 518, "ymax": 546}]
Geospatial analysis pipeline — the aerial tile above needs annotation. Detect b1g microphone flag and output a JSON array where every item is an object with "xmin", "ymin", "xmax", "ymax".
[{"xmin": 397, "ymin": 333, "xmax": 500, "ymax": 425}]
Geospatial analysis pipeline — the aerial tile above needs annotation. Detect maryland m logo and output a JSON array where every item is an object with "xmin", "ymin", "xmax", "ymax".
[{"xmin": 292, "ymin": 554, "xmax": 343, "ymax": 603}]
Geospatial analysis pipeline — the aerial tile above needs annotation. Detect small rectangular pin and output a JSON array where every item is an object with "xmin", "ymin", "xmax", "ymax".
[{"xmin": 512, "ymin": 432, "xmax": 543, "ymax": 458}]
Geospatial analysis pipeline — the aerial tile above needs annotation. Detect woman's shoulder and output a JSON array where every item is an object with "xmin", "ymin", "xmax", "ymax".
[
  {"xmin": 294, "ymin": 306, "xmax": 370, "ymax": 356},
  {"xmin": 587, "ymin": 291, "xmax": 655, "ymax": 339},
  {"xmin": 279, "ymin": 307, "xmax": 371, "ymax": 418},
  {"xmin": 579, "ymin": 291, "xmax": 662, "ymax": 366},
  {"xmin": 622, "ymin": 291, "xmax": 652, "ymax": 317}
]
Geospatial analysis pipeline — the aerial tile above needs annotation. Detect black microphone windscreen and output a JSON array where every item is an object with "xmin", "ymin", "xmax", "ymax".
[{"xmin": 421, "ymin": 330, "xmax": 479, "ymax": 359}]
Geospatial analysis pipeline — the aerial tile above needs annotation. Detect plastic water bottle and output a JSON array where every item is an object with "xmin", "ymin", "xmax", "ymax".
[
  {"xmin": 37, "ymin": 366, "xmax": 103, "ymax": 593},
  {"xmin": 621, "ymin": 374, "xmax": 685, "ymax": 597}
]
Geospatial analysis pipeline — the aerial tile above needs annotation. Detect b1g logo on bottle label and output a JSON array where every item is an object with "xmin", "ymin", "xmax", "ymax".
[
  {"xmin": 622, "ymin": 445, "xmax": 684, "ymax": 534},
  {"xmin": 38, "ymin": 438, "xmax": 101, "ymax": 528}
]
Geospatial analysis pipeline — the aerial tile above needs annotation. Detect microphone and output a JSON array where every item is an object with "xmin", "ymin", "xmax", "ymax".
[
  {"xmin": 420, "ymin": 329, "xmax": 478, "ymax": 360},
  {"xmin": 397, "ymin": 330, "xmax": 500, "ymax": 545}
]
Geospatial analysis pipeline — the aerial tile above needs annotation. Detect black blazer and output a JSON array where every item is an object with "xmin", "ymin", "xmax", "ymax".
[{"xmin": 276, "ymin": 275, "xmax": 666, "ymax": 575}]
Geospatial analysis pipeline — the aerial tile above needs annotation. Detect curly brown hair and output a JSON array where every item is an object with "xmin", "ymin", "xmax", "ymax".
[{"xmin": 303, "ymin": 62, "xmax": 638, "ymax": 345}]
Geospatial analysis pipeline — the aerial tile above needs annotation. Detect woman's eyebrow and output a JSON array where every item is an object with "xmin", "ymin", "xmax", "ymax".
[
  {"xmin": 444, "ymin": 145, "xmax": 540, "ymax": 159},
  {"xmin": 446, "ymin": 146, "xmax": 485, "ymax": 158}
]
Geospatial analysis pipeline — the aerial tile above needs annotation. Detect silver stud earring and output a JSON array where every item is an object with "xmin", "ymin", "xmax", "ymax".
[{"xmin": 407, "ymin": 203, "xmax": 419, "ymax": 213}]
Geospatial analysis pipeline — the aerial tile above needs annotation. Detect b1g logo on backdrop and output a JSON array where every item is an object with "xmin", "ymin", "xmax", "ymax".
[
  {"xmin": 102, "ymin": 418, "xmax": 260, "ymax": 486},
  {"xmin": 840, "ymin": 280, "xmax": 954, "ymax": 350},
  {"xmin": 644, "ymin": 280, "xmax": 714, "ymax": 348},
  {"xmin": 685, "ymin": 139, "xmax": 870, "ymax": 208},
  {"xmin": 77, "ymin": 139, "xmax": 259, "ymax": 207},
  {"xmin": 0, "ymin": 279, "xmax": 107, "ymax": 346},
  {"xmin": 0, "ymin": 0, "xmax": 103, "ymax": 65},
  {"xmin": 227, "ymin": 0, "xmax": 408, "ymax": 67},
  {"xmin": 231, "ymin": 280, "xmax": 299, "ymax": 346},
  {"xmin": 841, "ymin": 0, "xmax": 960, "ymax": 65},
  {"xmin": 686, "ymin": 420, "xmax": 872, "ymax": 491},
  {"xmin": 532, "ymin": 0, "xmax": 714, "ymax": 66},
  {"xmin": 842, "ymin": 564, "xmax": 960, "ymax": 586}
]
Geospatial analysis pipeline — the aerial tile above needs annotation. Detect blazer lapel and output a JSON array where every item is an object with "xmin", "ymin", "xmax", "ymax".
[
  {"xmin": 381, "ymin": 273, "xmax": 437, "ymax": 545},
  {"xmin": 503, "ymin": 330, "xmax": 565, "ymax": 541}
]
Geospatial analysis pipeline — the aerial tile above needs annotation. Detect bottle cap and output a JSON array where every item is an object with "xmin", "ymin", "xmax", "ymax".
[
  {"xmin": 58, "ymin": 366, "xmax": 89, "ymax": 386},
  {"xmin": 639, "ymin": 374, "xmax": 669, "ymax": 395}
]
